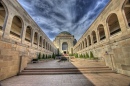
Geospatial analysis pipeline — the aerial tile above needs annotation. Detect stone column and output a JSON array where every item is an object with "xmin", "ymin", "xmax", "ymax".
[
  {"xmin": 31, "ymin": 30, "xmax": 35, "ymax": 47},
  {"xmin": 21, "ymin": 24, "xmax": 26, "ymax": 44},
  {"xmin": 117, "ymin": 10, "xmax": 127, "ymax": 35},
  {"xmin": 104, "ymin": 23, "xmax": 110, "ymax": 41},
  {"xmin": 96, "ymin": 29, "xmax": 100, "ymax": 43},
  {"xmin": 37, "ymin": 34, "xmax": 40, "ymax": 49},
  {"xmin": 44, "ymin": 40, "xmax": 46, "ymax": 49},
  {"xmin": 3, "ymin": 13, "xmax": 13, "ymax": 39},
  {"xmin": 41, "ymin": 38, "xmax": 43, "ymax": 50},
  {"xmin": 84, "ymin": 40, "xmax": 86, "ymax": 48},
  {"xmin": 90, "ymin": 35, "xmax": 93, "ymax": 45},
  {"xmin": 87, "ymin": 38, "xmax": 89, "ymax": 47}
]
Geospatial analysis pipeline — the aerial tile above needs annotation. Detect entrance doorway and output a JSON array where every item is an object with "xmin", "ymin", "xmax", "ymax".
[{"xmin": 64, "ymin": 51, "xmax": 66, "ymax": 54}]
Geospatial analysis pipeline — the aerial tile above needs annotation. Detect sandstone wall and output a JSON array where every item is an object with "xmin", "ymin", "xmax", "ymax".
[
  {"xmin": 73, "ymin": 0, "xmax": 130, "ymax": 76},
  {"xmin": 0, "ymin": 0, "xmax": 57, "ymax": 81}
]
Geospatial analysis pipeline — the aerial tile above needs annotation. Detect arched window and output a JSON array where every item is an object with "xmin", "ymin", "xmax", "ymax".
[
  {"xmin": 92, "ymin": 31, "xmax": 97, "ymax": 43},
  {"xmin": 46, "ymin": 42, "xmax": 48, "ymax": 49},
  {"xmin": 43, "ymin": 39, "xmax": 45, "ymax": 48},
  {"xmin": 34, "ymin": 32, "xmax": 38, "ymax": 45},
  {"xmin": 82, "ymin": 41, "xmax": 84, "ymax": 49},
  {"xmin": 10, "ymin": 16, "xmax": 23, "ymax": 38},
  {"xmin": 0, "ymin": 2, "xmax": 6, "ymax": 30},
  {"xmin": 85, "ymin": 38, "xmax": 87, "ymax": 47},
  {"xmin": 97, "ymin": 24, "xmax": 106, "ymax": 40},
  {"xmin": 62, "ymin": 42, "xmax": 68, "ymax": 50},
  {"xmin": 88, "ymin": 35, "xmax": 91, "ymax": 46},
  {"xmin": 123, "ymin": 0, "xmax": 130, "ymax": 27},
  {"xmin": 39, "ymin": 36, "xmax": 42, "ymax": 47},
  {"xmin": 50, "ymin": 45, "xmax": 51, "ymax": 51},
  {"xmin": 48, "ymin": 44, "xmax": 50, "ymax": 50},
  {"xmin": 107, "ymin": 13, "xmax": 121, "ymax": 36},
  {"xmin": 25, "ymin": 26, "xmax": 32, "ymax": 42}
]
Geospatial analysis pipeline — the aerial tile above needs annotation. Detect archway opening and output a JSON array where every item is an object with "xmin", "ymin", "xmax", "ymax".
[
  {"xmin": 34, "ymin": 32, "xmax": 38, "ymax": 45},
  {"xmin": 10, "ymin": 16, "xmax": 23, "ymax": 38},
  {"xmin": 98, "ymin": 24, "xmax": 106, "ymax": 40},
  {"xmin": 85, "ymin": 38, "xmax": 87, "ymax": 47},
  {"xmin": 46, "ymin": 42, "xmax": 48, "ymax": 49},
  {"xmin": 62, "ymin": 42, "xmax": 68, "ymax": 50},
  {"xmin": 123, "ymin": 0, "xmax": 130, "ymax": 27},
  {"xmin": 88, "ymin": 35, "xmax": 91, "ymax": 46},
  {"xmin": 107, "ymin": 13, "xmax": 121, "ymax": 36},
  {"xmin": 25, "ymin": 26, "xmax": 32, "ymax": 42},
  {"xmin": 82, "ymin": 41, "xmax": 84, "ymax": 49},
  {"xmin": 39, "ymin": 36, "xmax": 42, "ymax": 47},
  {"xmin": 92, "ymin": 31, "xmax": 97, "ymax": 43},
  {"xmin": 0, "ymin": 2, "xmax": 6, "ymax": 30},
  {"xmin": 43, "ymin": 39, "xmax": 45, "ymax": 48}
]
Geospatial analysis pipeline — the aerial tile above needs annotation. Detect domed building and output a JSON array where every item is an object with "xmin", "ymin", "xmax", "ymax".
[{"xmin": 53, "ymin": 31, "xmax": 76, "ymax": 54}]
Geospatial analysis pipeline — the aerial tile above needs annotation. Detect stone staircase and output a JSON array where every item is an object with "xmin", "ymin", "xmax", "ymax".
[{"xmin": 19, "ymin": 66, "xmax": 115, "ymax": 75}]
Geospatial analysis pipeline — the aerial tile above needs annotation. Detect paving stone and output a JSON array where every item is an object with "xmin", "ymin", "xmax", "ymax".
[{"xmin": 1, "ymin": 59, "xmax": 130, "ymax": 86}]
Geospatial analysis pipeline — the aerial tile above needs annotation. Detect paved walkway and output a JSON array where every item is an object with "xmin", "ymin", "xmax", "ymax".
[{"xmin": 1, "ymin": 58, "xmax": 130, "ymax": 86}]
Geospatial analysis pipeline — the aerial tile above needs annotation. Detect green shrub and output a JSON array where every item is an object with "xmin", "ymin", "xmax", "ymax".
[
  {"xmin": 45, "ymin": 54, "xmax": 48, "ymax": 59},
  {"xmin": 83, "ymin": 54, "xmax": 85, "ymax": 58},
  {"xmin": 69, "ymin": 54, "xmax": 73, "ymax": 56},
  {"xmin": 80, "ymin": 54, "xmax": 83, "ymax": 58},
  {"xmin": 90, "ymin": 51, "xmax": 94, "ymax": 59},
  {"xmin": 52, "ymin": 53, "xmax": 56, "ymax": 59},
  {"xmin": 42, "ymin": 54, "xmax": 45, "ymax": 59},
  {"xmin": 74, "ymin": 53, "xmax": 78, "ymax": 58},
  {"xmin": 85, "ymin": 52, "xmax": 89, "ymax": 59},
  {"xmin": 38, "ymin": 53, "xmax": 41, "ymax": 59}
]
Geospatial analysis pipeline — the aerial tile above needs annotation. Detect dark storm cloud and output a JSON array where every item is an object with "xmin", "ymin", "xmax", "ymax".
[{"xmin": 18, "ymin": 0, "xmax": 110, "ymax": 41}]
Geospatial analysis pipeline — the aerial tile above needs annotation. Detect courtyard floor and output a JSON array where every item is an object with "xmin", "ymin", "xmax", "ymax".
[{"xmin": 1, "ymin": 58, "xmax": 130, "ymax": 86}]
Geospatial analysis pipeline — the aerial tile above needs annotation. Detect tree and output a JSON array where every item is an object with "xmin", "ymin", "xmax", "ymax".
[{"xmin": 90, "ymin": 51, "xmax": 94, "ymax": 59}]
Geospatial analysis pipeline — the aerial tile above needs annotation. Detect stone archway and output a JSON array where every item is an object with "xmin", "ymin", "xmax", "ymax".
[
  {"xmin": 123, "ymin": 0, "xmax": 130, "ymax": 27},
  {"xmin": 62, "ymin": 42, "xmax": 68, "ymax": 54}
]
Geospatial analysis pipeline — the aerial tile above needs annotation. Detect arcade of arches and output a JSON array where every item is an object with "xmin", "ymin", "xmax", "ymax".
[
  {"xmin": 0, "ymin": 0, "xmax": 57, "ymax": 80},
  {"xmin": 0, "ymin": 0, "xmax": 130, "ymax": 81},
  {"xmin": 73, "ymin": 0, "xmax": 130, "ymax": 76}
]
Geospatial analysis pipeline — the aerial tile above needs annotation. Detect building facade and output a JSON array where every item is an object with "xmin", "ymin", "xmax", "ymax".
[
  {"xmin": 53, "ymin": 31, "xmax": 76, "ymax": 54},
  {"xmin": 73, "ymin": 0, "xmax": 130, "ymax": 76},
  {"xmin": 0, "ymin": 0, "xmax": 57, "ymax": 81}
]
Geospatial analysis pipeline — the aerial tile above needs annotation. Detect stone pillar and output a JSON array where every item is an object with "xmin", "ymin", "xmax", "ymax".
[
  {"xmin": 3, "ymin": 13, "xmax": 13, "ymax": 39},
  {"xmin": 37, "ymin": 34, "xmax": 39, "ymax": 49},
  {"xmin": 90, "ymin": 35, "xmax": 93, "ymax": 45},
  {"xmin": 117, "ymin": 10, "xmax": 127, "ymax": 35},
  {"xmin": 31, "ymin": 30, "xmax": 34, "ymax": 47},
  {"xmin": 87, "ymin": 38, "xmax": 89, "ymax": 47},
  {"xmin": 84, "ymin": 40, "xmax": 86, "ymax": 48},
  {"xmin": 104, "ymin": 23, "xmax": 110, "ymax": 40},
  {"xmin": 21, "ymin": 24, "xmax": 27, "ymax": 44},
  {"xmin": 96, "ymin": 29, "xmax": 100, "ymax": 43},
  {"xmin": 44, "ymin": 40, "xmax": 46, "ymax": 49},
  {"xmin": 41, "ymin": 38, "xmax": 43, "ymax": 50}
]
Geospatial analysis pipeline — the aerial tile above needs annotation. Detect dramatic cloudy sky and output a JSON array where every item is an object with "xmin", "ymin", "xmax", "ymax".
[{"xmin": 18, "ymin": 0, "xmax": 109, "ymax": 41}]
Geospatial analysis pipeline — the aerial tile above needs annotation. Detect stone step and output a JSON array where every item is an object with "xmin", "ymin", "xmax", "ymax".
[
  {"xmin": 20, "ymin": 70, "xmax": 115, "ymax": 75},
  {"xmin": 20, "ymin": 66, "xmax": 115, "ymax": 75},
  {"xmin": 24, "ymin": 66, "xmax": 109, "ymax": 70},
  {"xmin": 22, "ymin": 68, "xmax": 111, "ymax": 72}
]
